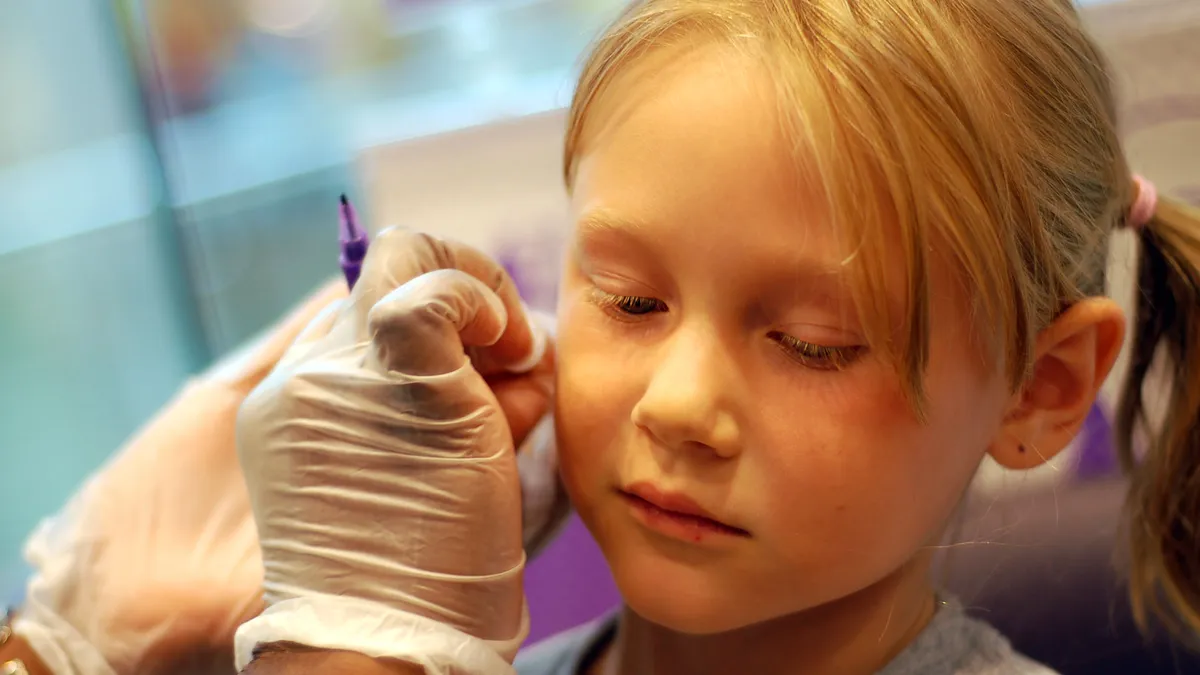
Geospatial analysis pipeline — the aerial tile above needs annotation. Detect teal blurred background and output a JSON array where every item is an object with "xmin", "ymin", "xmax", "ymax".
[{"xmin": 0, "ymin": 0, "xmax": 624, "ymax": 597}]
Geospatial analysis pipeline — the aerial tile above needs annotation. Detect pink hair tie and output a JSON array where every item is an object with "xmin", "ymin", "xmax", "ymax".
[{"xmin": 1128, "ymin": 174, "xmax": 1158, "ymax": 230}]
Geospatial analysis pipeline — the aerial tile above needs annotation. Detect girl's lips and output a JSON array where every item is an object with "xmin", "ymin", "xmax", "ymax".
[{"xmin": 620, "ymin": 483, "xmax": 750, "ymax": 541}]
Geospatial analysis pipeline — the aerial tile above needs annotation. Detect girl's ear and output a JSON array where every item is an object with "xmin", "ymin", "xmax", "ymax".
[{"xmin": 990, "ymin": 297, "xmax": 1125, "ymax": 470}]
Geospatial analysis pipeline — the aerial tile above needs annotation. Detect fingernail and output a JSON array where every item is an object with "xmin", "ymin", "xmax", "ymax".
[
  {"xmin": 505, "ymin": 309, "xmax": 548, "ymax": 374},
  {"xmin": 485, "ymin": 289, "xmax": 508, "ymax": 325}
]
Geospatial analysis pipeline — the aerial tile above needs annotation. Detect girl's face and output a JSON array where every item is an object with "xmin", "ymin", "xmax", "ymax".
[{"xmin": 554, "ymin": 44, "xmax": 1012, "ymax": 633}]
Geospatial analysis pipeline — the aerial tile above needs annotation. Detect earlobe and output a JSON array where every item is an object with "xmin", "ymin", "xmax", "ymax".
[
  {"xmin": 991, "ymin": 437, "xmax": 1057, "ymax": 471},
  {"xmin": 989, "ymin": 298, "xmax": 1126, "ymax": 470}
]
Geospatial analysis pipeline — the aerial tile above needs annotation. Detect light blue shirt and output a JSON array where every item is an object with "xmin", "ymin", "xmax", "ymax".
[{"xmin": 515, "ymin": 599, "xmax": 1057, "ymax": 675}]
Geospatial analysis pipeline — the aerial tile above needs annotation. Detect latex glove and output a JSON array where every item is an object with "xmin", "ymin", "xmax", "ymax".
[
  {"xmin": 234, "ymin": 229, "xmax": 554, "ymax": 674},
  {"xmin": 15, "ymin": 280, "xmax": 349, "ymax": 675}
]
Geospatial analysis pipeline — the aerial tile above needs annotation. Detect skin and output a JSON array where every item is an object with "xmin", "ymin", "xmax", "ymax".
[
  {"xmin": 241, "ymin": 649, "xmax": 422, "ymax": 674},
  {"xmin": 552, "ymin": 42, "xmax": 1126, "ymax": 675},
  {"xmin": 0, "ymin": 636, "xmax": 50, "ymax": 675}
]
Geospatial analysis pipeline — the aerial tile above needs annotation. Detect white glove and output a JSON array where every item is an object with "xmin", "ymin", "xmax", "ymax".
[
  {"xmin": 15, "ymin": 280, "xmax": 349, "ymax": 675},
  {"xmin": 234, "ymin": 230, "xmax": 556, "ymax": 674}
]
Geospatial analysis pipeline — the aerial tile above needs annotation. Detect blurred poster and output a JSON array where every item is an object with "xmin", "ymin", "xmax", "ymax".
[{"xmin": 358, "ymin": 109, "xmax": 570, "ymax": 310}]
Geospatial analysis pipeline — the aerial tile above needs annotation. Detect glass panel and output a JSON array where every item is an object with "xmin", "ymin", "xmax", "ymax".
[{"xmin": 0, "ymin": 0, "xmax": 206, "ymax": 597}]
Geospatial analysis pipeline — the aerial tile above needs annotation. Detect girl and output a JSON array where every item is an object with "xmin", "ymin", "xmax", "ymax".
[{"xmin": 233, "ymin": 0, "xmax": 1200, "ymax": 674}]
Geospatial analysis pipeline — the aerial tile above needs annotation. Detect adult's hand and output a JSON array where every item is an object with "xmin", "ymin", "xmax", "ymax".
[
  {"xmin": 235, "ymin": 230, "xmax": 555, "ymax": 674},
  {"xmin": 15, "ymin": 280, "xmax": 347, "ymax": 675}
]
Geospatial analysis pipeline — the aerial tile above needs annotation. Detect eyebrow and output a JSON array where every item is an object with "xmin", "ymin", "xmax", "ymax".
[
  {"xmin": 575, "ymin": 209, "xmax": 858, "ymax": 298},
  {"xmin": 575, "ymin": 209, "xmax": 651, "ymax": 239}
]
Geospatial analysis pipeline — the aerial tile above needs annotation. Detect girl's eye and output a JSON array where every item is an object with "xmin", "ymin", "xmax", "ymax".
[
  {"xmin": 772, "ymin": 332, "xmax": 864, "ymax": 371},
  {"xmin": 594, "ymin": 290, "xmax": 667, "ymax": 317}
]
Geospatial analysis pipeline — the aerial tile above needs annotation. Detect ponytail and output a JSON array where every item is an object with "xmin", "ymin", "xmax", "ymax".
[{"xmin": 1116, "ymin": 194, "xmax": 1200, "ymax": 642}]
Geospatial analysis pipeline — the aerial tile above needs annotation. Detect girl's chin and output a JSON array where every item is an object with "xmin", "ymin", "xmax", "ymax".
[{"xmin": 606, "ymin": 548, "xmax": 771, "ymax": 635}]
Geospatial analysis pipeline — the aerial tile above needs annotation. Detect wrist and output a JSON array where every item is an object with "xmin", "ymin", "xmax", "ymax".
[
  {"xmin": 2, "ymin": 611, "xmax": 51, "ymax": 675},
  {"xmin": 235, "ymin": 596, "xmax": 524, "ymax": 674},
  {"xmin": 244, "ymin": 644, "xmax": 425, "ymax": 675},
  {"xmin": 11, "ymin": 605, "xmax": 116, "ymax": 675},
  {"xmin": 2, "ymin": 636, "xmax": 51, "ymax": 675}
]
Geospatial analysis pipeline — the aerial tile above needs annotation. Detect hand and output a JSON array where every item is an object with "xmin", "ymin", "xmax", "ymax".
[
  {"xmin": 234, "ymin": 230, "xmax": 554, "ymax": 672},
  {"xmin": 15, "ymin": 280, "xmax": 349, "ymax": 675}
]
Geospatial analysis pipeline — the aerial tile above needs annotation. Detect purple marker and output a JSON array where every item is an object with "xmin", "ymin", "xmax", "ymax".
[{"xmin": 339, "ymin": 194, "xmax": 369, "ymax": 289}]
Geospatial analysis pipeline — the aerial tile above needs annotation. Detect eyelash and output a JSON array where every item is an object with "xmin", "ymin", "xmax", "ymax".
[
  {"xmin": 592, "ymin": 290, "xmax": 863, "ymax": 370},
  {"xmin": 594, "ymin": 291, "xmax": 666, "ymax": 317},
  {"xmin": 771, "ymin": 333, "xmax": 863, "ymax": 371}
]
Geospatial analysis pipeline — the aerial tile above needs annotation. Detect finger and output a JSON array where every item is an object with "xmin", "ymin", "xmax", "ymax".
[
  {"xmin": 439, "ymin": 242, "xmax": 543, "ymax": 373},
  {"xmin": 345, "ymin": 228, "xmax": 542, "ymax": 373},
  {"xmin": 365, "ymin": 269, "xmax": 509, "ymax": 376},
  {"xmin": 489, "ymin": 338, "xmax": 555, "ymax": 445}
]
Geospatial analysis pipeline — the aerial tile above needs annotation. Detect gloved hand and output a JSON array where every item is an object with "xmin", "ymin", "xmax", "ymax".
[
  {"xmin": 14, "ymin": 279, "xmax": 349, "ymax": 675},
  {"xmin": 234, "ymin": 229, "xmax": 555, "ymax": 674}
]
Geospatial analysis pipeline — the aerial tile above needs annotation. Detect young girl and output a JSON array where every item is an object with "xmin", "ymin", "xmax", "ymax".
[{"xmin": 231, "ymin": 1, "xmax": 1200, "ymax": 674}]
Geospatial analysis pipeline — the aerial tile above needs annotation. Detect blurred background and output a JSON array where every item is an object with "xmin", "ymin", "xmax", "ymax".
[{"xmin": 1, "ymin": 0, "xmax": 1198, "ymax": 647}]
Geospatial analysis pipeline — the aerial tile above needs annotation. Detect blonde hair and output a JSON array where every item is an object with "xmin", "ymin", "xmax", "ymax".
[{"xmin": 564, "ymin": 0, "xmax": 1200, "ymax": 644}]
